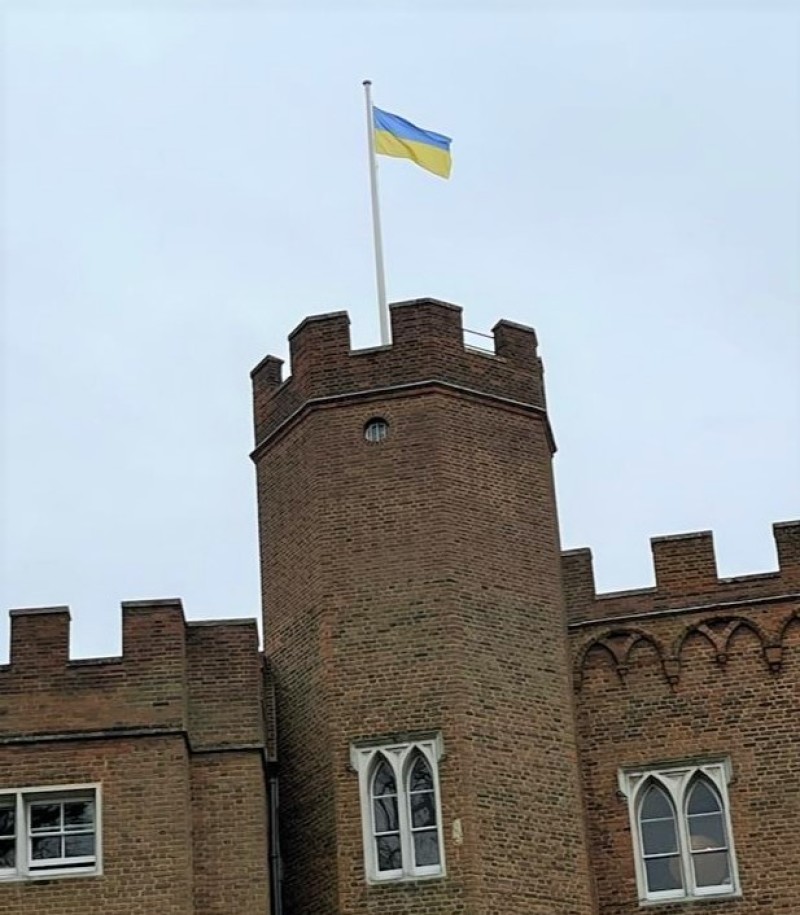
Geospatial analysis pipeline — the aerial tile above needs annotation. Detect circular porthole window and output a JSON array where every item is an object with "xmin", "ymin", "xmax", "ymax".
[{"xmin": 364, "ymin": 417, "xmax": 389, "ymax": 443}]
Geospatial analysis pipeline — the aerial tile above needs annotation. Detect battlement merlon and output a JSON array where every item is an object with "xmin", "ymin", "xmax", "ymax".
[
  {"xmin": 562, "ymin": 520, "xmax": 800, "ymax": 624},
  {"xmin": 250, "ymin": 298, "xmax": 548, "ymax": 449},
  {"xmin": 9, "ymin": 606, "xmax": 72, "ymax": 672},
  {"xmin": 0, "ymin": 600, "xmax": 266, "ymax": 752}
]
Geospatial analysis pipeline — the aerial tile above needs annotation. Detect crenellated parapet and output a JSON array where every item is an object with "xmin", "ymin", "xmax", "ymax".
[
  {"xmin": 565, "ymin": 521, "xmax": 800, "ymax": 689},
  {"xmin": 563, "ymin": 520, "xmax": 800, "ymax": 623},
  {"xmin": 0, "ymin": 600, "xmax": 266, "ymax": 752},
  {"xmin": 250, "ymin": 298, "xmax": 547, "ymax": 450}
]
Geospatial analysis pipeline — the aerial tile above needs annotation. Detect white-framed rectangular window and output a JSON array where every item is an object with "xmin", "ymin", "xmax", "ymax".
[
  {"xmin": 0, "ymin": 785, "xmax": 101, "ymax": 881},
  {"xmin": 351, "ymin": 734, "xmax": 445, "ymax": 883},
  {"xmin": 618, "ymin": 760, "xmax": 739, "ymax": 904}
]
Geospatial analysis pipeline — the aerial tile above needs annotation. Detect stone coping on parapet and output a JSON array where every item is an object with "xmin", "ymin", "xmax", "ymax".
[
  {"xmin": 9, "ymin": 605, "xmax": 71, "ymax": 617},
  {"xmin": 391, "ymin": 296, "xmax": 463, "ymax": 313},
  {"xmin": 120, "ymin": 597, "xmax": 183, "ymax": 608},
  {"xmin": 287, "ymin": 309, "xmax": 351, "ymax": 340},
  {"xmin": 567, "ymin": 590, "xmax": 799, "ymax": 630},
  {"xmin": 562, "ymin": 520, "xmax": 800, "ymax": 624},
  {"xmin": 187, "ymin": 618, "xmax": 258, "ymax": 627}
]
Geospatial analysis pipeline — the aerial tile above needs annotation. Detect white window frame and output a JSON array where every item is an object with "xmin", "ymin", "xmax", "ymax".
[
  {"xmin": 351, "ymin": 735, "xmax": 445, "ymax": 883},
  {"xmin": 0, "ymin": 784, "xmax": 102, "ymax": 882},
  {"xmin": 618, "ymin": 760, "xmax": 739, "ymax": 904}
]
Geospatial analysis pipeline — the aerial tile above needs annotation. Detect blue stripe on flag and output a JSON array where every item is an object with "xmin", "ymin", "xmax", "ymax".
[{"xmin": 373, "ymin": 107, "xmax": 451, "ymax": 151}]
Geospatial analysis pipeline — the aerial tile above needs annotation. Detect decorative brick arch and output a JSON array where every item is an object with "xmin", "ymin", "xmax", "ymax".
[
  {"xmin": 576, "ymin": 628, "xmax": 667, "ymax": 686},
  {"xmin": 672, "ymin": 615, "xmax": 769, "ymax": 667},
  {"xmin": 780, "ymin": 607, "xmax": 800, "ymax": 645}
]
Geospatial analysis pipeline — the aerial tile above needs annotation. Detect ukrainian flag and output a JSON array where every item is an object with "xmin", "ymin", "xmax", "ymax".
[{"xmin": 373, "ymin": 107, "xmax": 452, "ymax": 179}]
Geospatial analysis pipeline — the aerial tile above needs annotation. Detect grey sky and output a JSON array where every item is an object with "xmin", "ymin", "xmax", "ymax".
[{"xmin": 2, "ymin": 3, "xmax": 798, "ymax": 660}]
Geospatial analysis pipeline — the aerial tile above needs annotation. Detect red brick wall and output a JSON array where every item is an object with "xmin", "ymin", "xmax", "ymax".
[
  {"xmin": 6, "ymin": 297, "xmax": 794, "ymax": 915},
  {"xmin": 0, "ymin": 737, "xmax": 194, "ymax": 915},
  {"xmin": 569, "ymin": 525, "xmax": 800, "ymax": 914},
  {"xmin": 254, "ymin": 410, "xmax": 338, "ymax": 915},
  {"xmin": 253, "ymin": 300, "xmax": 595, "ymax": 915},
  {"xmin": 191, "ymin": 753, "xmax": 270, "ymax": 915},
  {"xmin": 0, "ymin": 601, "xmax": 270, "ymax": 915}
]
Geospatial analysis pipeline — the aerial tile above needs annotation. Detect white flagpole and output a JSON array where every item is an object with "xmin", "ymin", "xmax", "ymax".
[{"xmin": 363, "ymin": 79, "xmax": 390, "ymax": 345}]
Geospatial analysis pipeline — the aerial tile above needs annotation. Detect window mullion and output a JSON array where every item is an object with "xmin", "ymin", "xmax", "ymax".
[
  {"xmin": 675, "ymin": 780, "xmax": 694, "ymax": 897},
  {"xmin": 721, "ymin": 781, "xmax": 737, "ymax": 894},
  {"xmin": 16, "ymin": 794, "xmax": 25, "ymax": 877},
  {"xmin": 396, "ymin": 757, "xmax": 413, "ymax": 876}
]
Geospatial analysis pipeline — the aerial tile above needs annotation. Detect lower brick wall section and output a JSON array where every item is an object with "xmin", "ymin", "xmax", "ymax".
[
  {"xmin": 349, "ymin": 876, "xmax": 470, "ymax": 914},
  {"xmin": 0, "ymin": 736, "xmax": 194, "ymax": 915},
  {"xmin": 573, "ymin": 607, "xmax": 800, "ymax": 915},
  {"xmin": 0, "ymin": 737, "xmax": 273, "ymax": 915},
  {"xmin": 190, "ymin": 751, "xmax": 270, "ymax": 915}
]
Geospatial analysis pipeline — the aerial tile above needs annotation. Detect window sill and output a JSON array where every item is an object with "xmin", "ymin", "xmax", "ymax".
[
  {"xmin": 639, "ymin": 890, "xmax": 742, "ymax": 908},
  {"xmin": 0, "ymin": 869, "xmax": 101, "ymax": 884},
  {"xmin": 367, "ymin": 871, "xmax": 446, "ymax": 886}
]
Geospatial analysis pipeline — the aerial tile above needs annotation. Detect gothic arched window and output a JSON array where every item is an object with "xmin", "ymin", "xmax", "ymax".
[
  {"xmin": 686, "ymin": 777, "xmax": 732, "ymax": 892},
  {"xmin": 407, "ymin": 752, "xmax": 440, "ymax": 871},
  {"xmin": 639, "ymin": 782, "xmax": 682, "ymax": 895},
  {"xmin": 371, "ymin": 756, "xmax": 401, "ymax": 875},
  {"xmin": 352, "ymin": 737, "xmax": 445, "ymax": 882},
  {"xmin": 621, "ymin": 761, "xmax": 738, "ymax": 903}
]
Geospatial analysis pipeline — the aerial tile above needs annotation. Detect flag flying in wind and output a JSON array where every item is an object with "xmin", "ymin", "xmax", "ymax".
[{"xmin": 372, "ymin": 107, "xmax": 452, "ymax": 179}]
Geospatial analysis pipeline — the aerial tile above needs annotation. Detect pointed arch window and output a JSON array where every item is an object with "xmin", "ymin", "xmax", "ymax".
[
  {"xmin": 371, "ymin": 756, "xmax": 401, "ymax": 876},
  {"xmin": 407, "ymin": 752, "xmax": 441, "ymax": 872},
  {"xmin": 620, "ymin": 761, "xmax": 738, "ymax": 903},
  {"xmin": 686, "ymin": 777, "xmax": 732, "ymax": 892},
  {"xmin": 639, "ymin": 783, "xmax": 682, "ymax": 895},
  {"xmin": 352, "ymin": 736, "xmax": 445, "ymax": 882}
]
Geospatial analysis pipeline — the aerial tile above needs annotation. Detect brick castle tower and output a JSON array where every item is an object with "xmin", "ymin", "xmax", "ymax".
[
  {"xmin": 251, "ymin": 299, "xmax": 596, "ymax": 914},
  {"xmin": 2, "ymin": 296, "xmax": 795, "ymax": 914}
]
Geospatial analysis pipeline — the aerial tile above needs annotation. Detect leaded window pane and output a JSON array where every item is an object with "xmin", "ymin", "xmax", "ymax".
[
  {"xmin": 0, "ymin": 839, "xmax": 14, "ymax": 869},
  {"xmin": 31, "ymin": 836, "xmax": 62, "ymax": 860},
  {"xmin": 0, "ymin": 807, "xmax": 14, "ymax": 838},
  {"xmin": 373, "ymin": 795, "xmax": 399, "ymax": 833},
  {"xmin": 641, "ymin": 818, "xmax": 678, "ymax": 855},
  {"xmin": 372, "ymin": 760, "xmax": 396, "ymax": 797},
  {"xmin": 376, "ymin": 834, "xmax": 402, "ymax": 871},
  {"xmin": 64, "ymin": 802, "xmax": 93, "ymax": 829},
  {"xmin": 30, "ymin": 804, "xmax": 60, "ymax": 831},
  {"xmin": 410, "ymin": 790, "xmax": 436, "ymax": 828},
  {"xmin": 645, "ymin": 855, "xmax": 683, "ymax": 892},
  {"xmin": 64, "ymin": 834, "xmax": 95, "ymax": 858},
  {"xmin": 693, "ymin": 850, "xmax": 731, "ymax": 887},
  {"xmin": 689, "ymin": 812, "xmax": 726, "ymax": 850},
  {"xmin": 409, "ymin": 757, "xmax": 433, "ymax": 792},
  {"xmin": 413, "ymin": 830, "xmax": 440, "ymax": 867},
  {"xmin": 641, "ymin": 784, "xmax": 673, "ymax": 820},
  {"xmin": 687, "ymin": 780, "xmax": 721, "ymax": 816},
  {"xmin": 640, "ymin": 786, "xmax": 679, "ymax": 854}
]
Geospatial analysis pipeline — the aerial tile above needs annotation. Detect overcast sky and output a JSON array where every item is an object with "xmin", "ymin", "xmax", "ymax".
[{"xmin": 1, "ymin": 2, "xmax": 798, "ymax": 661}]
